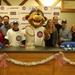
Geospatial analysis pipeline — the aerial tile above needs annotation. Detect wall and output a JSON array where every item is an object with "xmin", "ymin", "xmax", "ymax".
[{"xmin": 61, "ymin": 12, "xmax": 75, "ymax": 28}]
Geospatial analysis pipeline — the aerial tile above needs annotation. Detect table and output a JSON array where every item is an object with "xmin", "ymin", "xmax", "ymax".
[{"xmin": 0, "ymin": 47, "xmax": 75, "ymax": 75}]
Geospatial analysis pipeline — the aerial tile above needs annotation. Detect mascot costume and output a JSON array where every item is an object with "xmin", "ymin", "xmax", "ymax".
[{"xmin": 24, "ymin": 8, "xmax": 50, "ymax": 49}]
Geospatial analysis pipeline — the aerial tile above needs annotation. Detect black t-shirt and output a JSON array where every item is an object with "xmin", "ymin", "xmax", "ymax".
[
  {"xmin": 45, "ymin": 33, "xmax": 53, "ymax": 47},
  {"xmin": 72, "ymin": 32, "xmax": 75, "ymax": 41},
  {"xmin": 55, "ymin": 24, "xmax": 62, "ymax": 34}
]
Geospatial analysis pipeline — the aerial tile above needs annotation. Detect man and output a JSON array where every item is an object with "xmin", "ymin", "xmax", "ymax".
[
  {"xmin": 59, "ymin": 19, "xmax": 72, "ymax": 43},
  {"xmin": 5, "ymin": 20, "xmax": 25, "ymax": 47},
  {"xmin": 0, "ymin": 15, "xmax": 11, "ymax": 37},
  {"xmin": 53, "ymin": 16, "xmax": 62, "ymax": 34},
  {"xmin": 53, "ymin": 16, "xmax": 62, "ymax": 45}
]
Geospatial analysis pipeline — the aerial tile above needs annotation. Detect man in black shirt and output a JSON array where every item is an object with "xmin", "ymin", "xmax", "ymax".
[
  {"xmin": 53, "ymin": 16, "xmax": 62, "ymax": 44},
  {"xmin": 53, "ymin": 16, "xmax": 62, "ymax": 34}
]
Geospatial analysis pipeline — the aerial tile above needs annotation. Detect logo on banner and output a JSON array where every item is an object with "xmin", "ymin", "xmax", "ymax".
[
  {"xmin": 10, "ymin": 7, "xmax": 19, "ymax": 9},
  {"xmin": 54, "ymin": 12, "xmax": 59, "ymax": 15},
  {"xmin": 22, "ymin": 17, "xmax": 26, "ymax": 21},
  {"xmin": 10, "ymin": 12, "xmax": 16, "ymax": 15},
  {"xmin": 0, "ymin": 6, "xmax": 4, "ymax": 10},
  {"xmin": 22, "ymin": 6, "xmax": 26, "ymax": 10},
  {"xmin": 37, "ymin": 31, "xmax": 43, "ymax": 38},
  {"xmin": 44, "ymin": 7, "xmax": 48, "ymax": 10}
]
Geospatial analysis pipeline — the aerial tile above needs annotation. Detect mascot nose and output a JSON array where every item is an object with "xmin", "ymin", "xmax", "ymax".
[{"xmin": 37, "ymin": 14, "xmax": 40, "ymax": 15}]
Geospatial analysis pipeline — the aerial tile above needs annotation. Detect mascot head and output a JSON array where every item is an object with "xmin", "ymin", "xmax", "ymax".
[{"xmin": 25, "ymin": 8, "xmax": 47, "ymax": 28}]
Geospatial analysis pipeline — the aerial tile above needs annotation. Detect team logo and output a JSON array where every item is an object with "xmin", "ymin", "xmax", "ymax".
[
  {"xmin": 22, "ymin": 17, "xmax": 26, "ymax": 21},
  {"xmin": 1, "ymin": 6, "xmax": 4, "ymax": 10},
  {"xmin": 37, "ymin": 31, "xmax": 43, "ymax": 38},
  {"xmin": 16, "ymin": 35, "xmax": 22, "ymax": 41},
  {"xmin": 44, "ymin": 7, "xmax": 48, "ymax": 10},
  {"xmin": 22, "ymin": 6, "xmax": 26, "ymax": 10}
]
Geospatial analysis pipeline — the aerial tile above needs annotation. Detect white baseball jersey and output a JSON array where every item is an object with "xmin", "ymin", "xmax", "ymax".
[
  {"xmin": 25, "ymin": 25, "xmax": 45, "ymax": 46},
  {"xmin": 5, "ymin": 29, "xmax": 25, "ymax": 47}
]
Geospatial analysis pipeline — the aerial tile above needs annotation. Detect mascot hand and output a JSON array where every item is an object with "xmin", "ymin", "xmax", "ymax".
[
  {"xmin": 20, "ymin": 44, "xmax": 25, "ymax": 48},
  {"xmin": 44, "ymin": 28, "xmax": 50, "ymax": 40}
]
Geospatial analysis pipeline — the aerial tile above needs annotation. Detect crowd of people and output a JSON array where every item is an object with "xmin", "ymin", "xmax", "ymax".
[
  {"xmin": 44, "ymin": 16, "xmax": 75, "ymax": 50},
  {"xmin": 0, "ymin": 15, "xmax": 75, "ymax": 49},
  {"xmin": 0, "ymin": 15, "xmax": 25, "ymax": 48}
]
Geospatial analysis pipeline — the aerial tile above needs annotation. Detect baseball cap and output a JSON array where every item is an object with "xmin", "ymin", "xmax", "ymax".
[
  {"xmin": 29, "ymin": 8, "xmax": 36, "ymax": 14},
  {"xmin": 62, "ymin": 19, "xmax": 67, "ymax": 23},
  {"xmin": 13, "ymin": 20, "xmax": 18, "ymax": 24}
]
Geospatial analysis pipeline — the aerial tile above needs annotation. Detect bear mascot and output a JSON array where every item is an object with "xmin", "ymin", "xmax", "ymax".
[{"xmin": 24, "ymin": 8, "xmax": 50, "ymax": 49}]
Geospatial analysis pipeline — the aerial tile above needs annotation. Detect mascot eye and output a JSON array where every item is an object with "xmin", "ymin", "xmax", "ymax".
[{"xmin": 37, "ymin": 14, "xmax": 40, "ymax": 15}]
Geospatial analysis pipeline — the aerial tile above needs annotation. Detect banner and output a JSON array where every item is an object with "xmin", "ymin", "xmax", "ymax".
[{"xmin": 0, "ymin": 6, "xmax": 60, "ymax": 29}]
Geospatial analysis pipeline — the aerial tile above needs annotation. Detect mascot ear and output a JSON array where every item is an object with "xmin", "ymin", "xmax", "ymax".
[
  {"xmin": 25, "ymin": 15, "xmax": 29, "ymax": 20},
  {"xmin": 44, "ymin": 17, "xmax": 47, "ymax": 21}
]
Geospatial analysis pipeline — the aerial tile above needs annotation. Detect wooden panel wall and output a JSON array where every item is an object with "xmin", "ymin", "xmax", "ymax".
[{"xmin": 0, "ymin": 52, "xmax": 75, "ymax": 75}]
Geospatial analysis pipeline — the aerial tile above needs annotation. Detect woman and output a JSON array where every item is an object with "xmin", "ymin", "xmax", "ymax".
[
  {"xmin": 45, "ymin": 19, "xmax": 59, "ymax": 47},
  {"xmin": 71, "ymin": 24, "xmax": 75, "ymax": 41}
]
